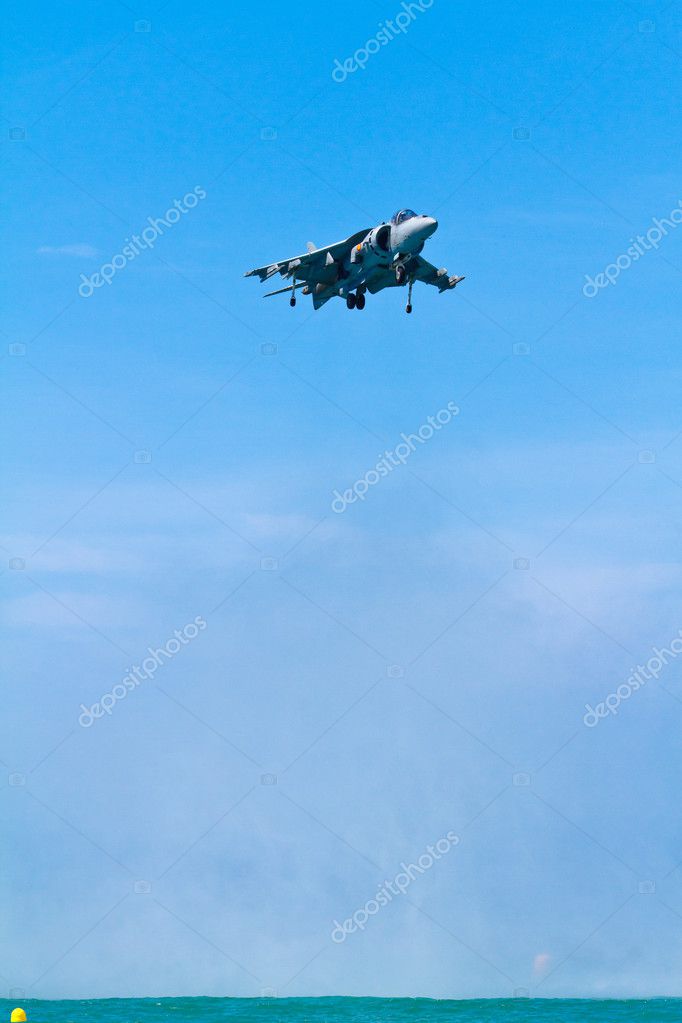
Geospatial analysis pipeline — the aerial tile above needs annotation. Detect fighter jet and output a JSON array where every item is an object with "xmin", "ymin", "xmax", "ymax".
[{"xmin": 243, "ymin": 209, "xmax": 464, "ymax": 313}]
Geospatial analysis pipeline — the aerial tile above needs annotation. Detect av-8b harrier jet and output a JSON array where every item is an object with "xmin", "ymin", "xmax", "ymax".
[{"xmin": 244, "ymin": 210, "xmax": 464, "ymax": 313}]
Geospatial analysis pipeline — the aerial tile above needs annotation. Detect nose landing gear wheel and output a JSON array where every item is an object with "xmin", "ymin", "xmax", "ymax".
[
  {"xmin": 355, "ymin": 292, "xmax": 366, "ymax": 310},
  {"xmin": 290, "ymin": 296, "xmax": 296, "ymax": 307},
  {"xmin": 405, "ymin": 278, "xmax": 414, "ymax": 314},
  {"xmin": 346, "ymin": 293, "xmax": 357, "ymax": 310}
]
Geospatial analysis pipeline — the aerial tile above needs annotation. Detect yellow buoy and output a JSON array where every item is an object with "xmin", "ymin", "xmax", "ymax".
[{"xmin": 11, "ymin": 1011, "xmax": 27, "ymax": 1023}]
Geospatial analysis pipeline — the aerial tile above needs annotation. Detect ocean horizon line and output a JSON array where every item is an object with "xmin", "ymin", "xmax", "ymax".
[{"xmin": 3, "ymin": 995, "xmax": 680, "ymax": 1003}]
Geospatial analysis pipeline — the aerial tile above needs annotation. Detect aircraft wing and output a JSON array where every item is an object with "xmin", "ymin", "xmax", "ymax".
[
  {"xmin": 365, "ymin": 256, "xmax": 464, "ymax": 296},
  {"xmin": 405, "ymin": 255, "xmax": 465, "ymax": 292},
  {"xmin": 244, "ymin": 229, "xmax": 372, "ymax": 286}
]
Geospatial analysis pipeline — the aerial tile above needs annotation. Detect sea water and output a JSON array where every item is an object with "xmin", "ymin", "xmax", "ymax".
[{"xmin": 2, "ymin": 997, "xmax": 680, "ymax": 1023}]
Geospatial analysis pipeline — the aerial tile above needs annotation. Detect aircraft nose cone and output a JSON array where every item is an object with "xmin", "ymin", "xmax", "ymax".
[{"xmin": 411, "ymin": 216, "xmax": 438, "ymax": 242}]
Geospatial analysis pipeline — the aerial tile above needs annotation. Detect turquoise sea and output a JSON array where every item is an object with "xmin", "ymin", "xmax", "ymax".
[{"xmin": 2, "ymin": 998, "xmax": 680, "ymax": 1023}]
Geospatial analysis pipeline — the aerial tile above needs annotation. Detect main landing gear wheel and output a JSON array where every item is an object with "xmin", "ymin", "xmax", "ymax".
[
  {"xmin": 395, "ymin": 265, "xmax": 407, "ymax": 285},
  {"xmin": 346, "ymin": 292, "xmax": 357, "ymax": 310},
  {"xmin": 355, "ymin": 292, "xmax": 366, "ymax": 310}
]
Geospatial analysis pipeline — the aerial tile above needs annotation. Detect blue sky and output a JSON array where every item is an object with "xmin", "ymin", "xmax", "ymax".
[{"xmin": 3, "ymin": 0, "xmax": 682, "ymax": 1002}]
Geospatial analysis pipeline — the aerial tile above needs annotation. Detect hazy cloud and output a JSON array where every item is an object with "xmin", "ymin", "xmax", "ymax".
[{"xmin": 37, "ymin": 243, "xmax": 101, "ymax": 258}]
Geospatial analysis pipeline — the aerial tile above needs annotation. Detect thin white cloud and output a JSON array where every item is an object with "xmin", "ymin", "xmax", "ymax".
[
  {"xmin": 3, "ymin": 591, "xmax": 131, "ymax": 628},
  {"xmin": 37, "ymin": 243, "xmax": 100, "ymax": 258}
]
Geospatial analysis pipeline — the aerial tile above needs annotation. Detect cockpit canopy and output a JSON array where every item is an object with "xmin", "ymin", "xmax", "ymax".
[{"xmin": 391, "ymin": 209, "xmax": 417, "ymax": 225}]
